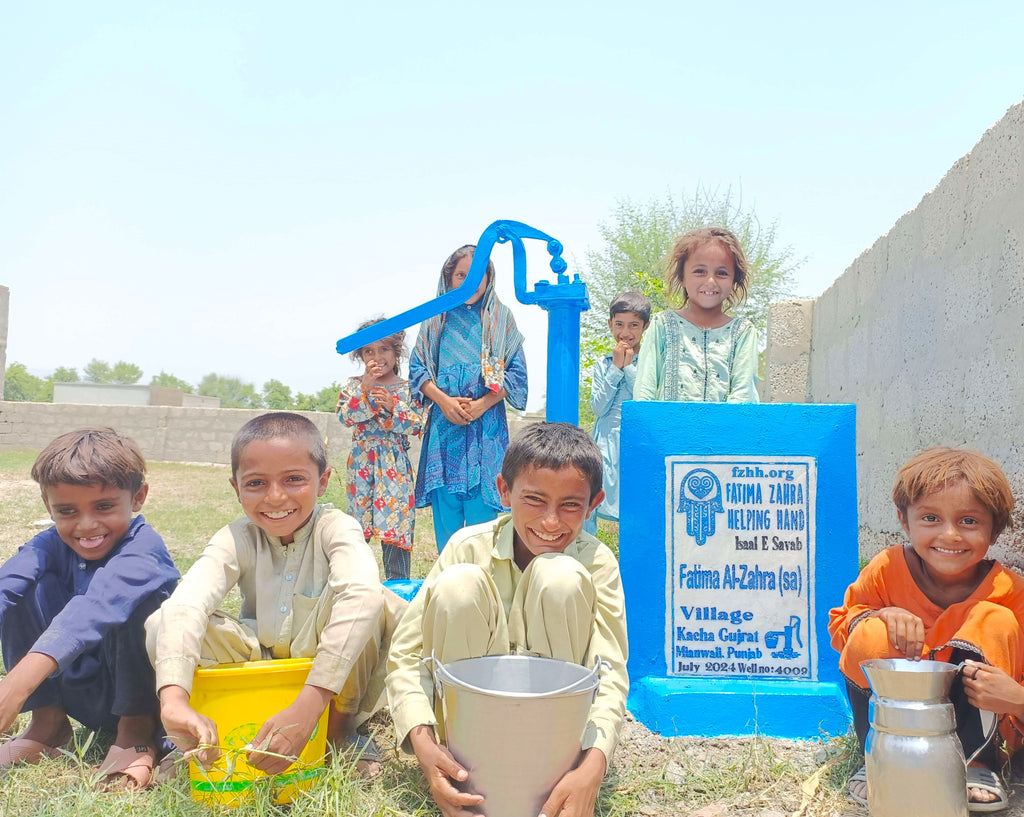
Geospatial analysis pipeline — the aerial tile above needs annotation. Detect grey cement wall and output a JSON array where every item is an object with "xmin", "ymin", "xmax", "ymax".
[{"xmin": 802, "ymin": 100, "xmax": 1024, "ymax": 564}]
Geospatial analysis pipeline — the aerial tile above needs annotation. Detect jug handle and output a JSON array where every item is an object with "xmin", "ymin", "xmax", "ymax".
[{"xmin": 955, "ymin": 662, "xmax": 1000, "ymax": 764}]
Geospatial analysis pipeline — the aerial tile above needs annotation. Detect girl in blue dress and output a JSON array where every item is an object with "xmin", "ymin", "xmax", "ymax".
[{"xmin": 410, "ymin": 245, "xmax": 528, "ymax": 551}]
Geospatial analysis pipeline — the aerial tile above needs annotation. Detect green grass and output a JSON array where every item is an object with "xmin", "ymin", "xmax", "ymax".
[{"xmin": 0, "ymin": 449, "xmax": 859, "ymax": 816}]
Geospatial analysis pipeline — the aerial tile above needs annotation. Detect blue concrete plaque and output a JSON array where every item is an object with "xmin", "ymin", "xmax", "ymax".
[{"xmin": 620, "ymin": 402, "xmax": 857, "ymax": 738}]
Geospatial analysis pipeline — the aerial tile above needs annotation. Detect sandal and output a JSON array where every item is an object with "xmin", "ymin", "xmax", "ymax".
[
  {"xmin": 848, "ymin": 764, "xmax": 868, "ymax": 807},
  {"xmin": 967, "ymin": 765, "xmax": 1008, "ymax": 813},
  {"xmin": 349, "ymin": 734, "xmax": 383, "ymax": 781},
  {"xmin": 97, "ymin": 744, "xmax": 156, "ymax": 790},
  {"xmin": 0, "ymin": 736, "xmax": 69, "ymax": 770}
]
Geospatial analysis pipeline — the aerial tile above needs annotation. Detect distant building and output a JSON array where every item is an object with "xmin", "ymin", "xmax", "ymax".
[{"xmin": 53, "ymin": 383, "xmax": 220, "ymax": 408}]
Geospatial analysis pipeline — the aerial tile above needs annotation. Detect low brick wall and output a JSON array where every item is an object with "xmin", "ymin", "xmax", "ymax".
[
  {"xmin": 0, "ymin": 401, "xmax": 538, "ymax": 472},
  {"xmin": 0, "ymin": 402, "xmax": 359, "ymax": 468}
]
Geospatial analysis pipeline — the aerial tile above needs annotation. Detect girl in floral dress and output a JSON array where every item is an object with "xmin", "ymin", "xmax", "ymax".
[{"xmin": 338, "ymin": 318, "xmax": 423, "ymax": 580}]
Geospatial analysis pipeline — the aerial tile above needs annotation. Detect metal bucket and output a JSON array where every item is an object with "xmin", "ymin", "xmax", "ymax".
[{"xmin": 431, "ymin": 655, "xmax": 602, "ymax": 817}]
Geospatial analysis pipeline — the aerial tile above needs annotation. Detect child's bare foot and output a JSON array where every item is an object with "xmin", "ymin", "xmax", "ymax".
[{"xmin": 16, "ymin": 705, "xmax": 74, "ymax": 750}]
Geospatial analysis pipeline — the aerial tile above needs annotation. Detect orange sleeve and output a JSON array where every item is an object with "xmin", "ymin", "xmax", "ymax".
[{"xmin": 828, "ymin": 547, "xmax": 902, "ymax": 653}]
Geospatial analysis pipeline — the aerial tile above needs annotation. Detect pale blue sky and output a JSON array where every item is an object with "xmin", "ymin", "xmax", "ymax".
[{"xmin": 3, "ymin": 1, "xmax": 1022, "ymax": 409}]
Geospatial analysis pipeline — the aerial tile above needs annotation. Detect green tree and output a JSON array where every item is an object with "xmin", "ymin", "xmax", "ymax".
[
  {"xmin": 110, "ymin": 361, "xmax": 144, "ymax": 384},
  {"xmin": 197, "ymin": 373, "xmax": 263, "ymax": 409},
  {"xmin": 579, "ymin": 186, "xmax": 803, "ymax": 422},
  {"xmin": 83, "ymin": 358, "xmax": 143, "ymax": 385},
  {"xmin": 150, "ymin": 371, "xmax": 194, "ymax": 392},
  {"xmin": 262, "ymin": 379, "xmax": 294, "ymax": 411},
  {"xmin": 52, "ymin": 367, "xmax": 79, "ymax": 382},
  {"xmin": 295, "ymin": 382, "xmax": 344, "ymax": 413},
  {"xmin": 3, "ymin": 363, "xmax": 47, "ymax": 401},
  {"xmin": 83, "ymin": 358, "xmax": 113, "ymax": 383},
  {"xmin": 583, "ymin": 186, "xmax": 801, "ymax": 344}
]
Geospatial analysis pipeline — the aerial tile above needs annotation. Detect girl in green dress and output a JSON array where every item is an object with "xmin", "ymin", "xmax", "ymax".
[{"xmin": 635, "ymin": 226, "xmax": 759, "ymax": 403}]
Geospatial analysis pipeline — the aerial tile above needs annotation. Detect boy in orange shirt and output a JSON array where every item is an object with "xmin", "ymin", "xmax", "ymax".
[{"xmin": 829, "ymin": 447, "xmax": 1024, "ymax": 811}]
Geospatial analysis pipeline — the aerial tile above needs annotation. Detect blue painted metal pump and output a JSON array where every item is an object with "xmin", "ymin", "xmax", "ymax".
[{"xmin": 335, "ymin": 219, "xmax": 590, "ymax": 423}]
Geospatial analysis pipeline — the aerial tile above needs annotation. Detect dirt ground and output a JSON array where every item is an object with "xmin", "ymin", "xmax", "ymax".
[{"xmin": 606, "ymin": 712, "xmax": 1024, "ymax": 817}]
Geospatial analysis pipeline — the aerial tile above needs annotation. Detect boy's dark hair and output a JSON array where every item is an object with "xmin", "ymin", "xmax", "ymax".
[
  {"xmin": 348, "ymin": 316, "xmax": 407, "ymax": 376},
  {"xmin": 31, "ymin": 428, "xmax": 147, "ymax": 493},
  {"xmin": 501, "ymin": 422, "xmax": 603, "ymax": 500},
  {"xmin": 892, "ymin": 447, "xmax": 1015, "ymax": 539},
  {"xmin": 609, "ymin": 291, "xmax": 652, "ymax": 324},
  {"xmin": 231, "ymin": 412, "xmax": 328, "ymax": 476}
]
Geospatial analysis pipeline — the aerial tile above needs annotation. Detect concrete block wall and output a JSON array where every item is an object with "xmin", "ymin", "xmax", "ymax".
[
  {"xmin": 763, "ymin": 299, "xmax": 814, "ymax": 403},
  {"xmin": 802, "ymin": 100, "xmax": 1024, "ymax": 564},
  {"xmin": 0, "ymin": 402, "xmax": 362, "ymax": 469},
  {"xmin": 0, "ymin": 401, "xmax": 539, "ymax": 476},
  {"xmin": 0, "ymin": 286, "xmax": 8, "ymax": 399}
]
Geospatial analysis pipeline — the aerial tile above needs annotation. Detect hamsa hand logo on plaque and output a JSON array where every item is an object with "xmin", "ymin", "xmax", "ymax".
[{"xmin": 676, "ymin": 468, "xmax": 724, "ymax": 546}]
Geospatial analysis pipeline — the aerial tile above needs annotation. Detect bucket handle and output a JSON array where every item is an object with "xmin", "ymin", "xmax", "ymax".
[
  {"xmin": 955, "ymin": 662, "xmax": 1000, "ymax": 764},
  {"xmin": 422, "ymin": 654, "xmax": 609, "ymax": 699},
  {"xmin": 422, "ymin": 654, "xmax": 443, "ymax": 699}
]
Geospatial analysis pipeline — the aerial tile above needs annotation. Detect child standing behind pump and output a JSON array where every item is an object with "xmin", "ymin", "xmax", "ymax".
[
  {"xmin": 338, "ymin": 317, "xmax": 423, "ymax": 581},
  {"xmin": 584, "ymin": 291, "xmax": 651, "ymax": 536},
  {"xmin": 148, "ymin": 413, "xmax": 406, "ymax": 780},
  {"xmin": 387, "ymin": 422, "xmax": 628, "ymax": 817},
  {"xmin": 829, "ymin": 447, "xmax": 1024, "ymax": 811},
  {"xmin": 0, "ymin": 428, "xmax": 179, "ymax": 789},
  {"xmin": 634, "ymin": 226, "xmax": 759, "ymax": 403},
  {"xmin": 410, "ymin": 244, "xmax": 528, "ymax": 552}
]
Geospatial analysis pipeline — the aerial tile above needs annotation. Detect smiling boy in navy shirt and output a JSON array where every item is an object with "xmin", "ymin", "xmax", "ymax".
[{"xmin": 0, "ymin": 428, "xmax": 179, "ymax": 788}]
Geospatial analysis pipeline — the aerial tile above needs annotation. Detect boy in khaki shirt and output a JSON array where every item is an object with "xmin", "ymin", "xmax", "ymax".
[
  {"xmin": 387, "ymin": 422, "xmax": 629, "ymax": 817},
  {"xmin": 147, "ymin": 412, "xmax": 404, "ymax": 778}
]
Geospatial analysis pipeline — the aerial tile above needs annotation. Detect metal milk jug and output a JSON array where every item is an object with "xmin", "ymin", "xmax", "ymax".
[{"xmin": 861, "ymin": 658, "xmax": 993, "ymax": 817}]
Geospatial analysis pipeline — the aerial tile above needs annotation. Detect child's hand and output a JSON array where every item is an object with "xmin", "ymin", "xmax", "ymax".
[
  {"xmin": 408, "ymin": 724, "xmax": 484, "ymax": 817},
  {"xmin": 962, "ymin": 660, "xmax": 1024, "ymax": 718},
  {"xmin": 0, "ymin": 678, "xmax": 29, "ymax": 735},
  {"xmin": 370, "ymin": 386, "xmax": 393, "ymax": 413},
  {"xmin": 457, "ymin": 397, "xmax": 487, "ymax": 422},
  {"xmin": 159, "ymin": 686, "xmax": 221, "ymax": 767},
  {"xmin": 538, "ymin": 747, "xmax": 606, "ymax": 817},
  {"xmin": 611, "ymin": 341, "xmax": 633, "ymax": 370},
  {"xmin": 436, "ymin": 393, "xmax": 473, "ymax": 426},
  {"xmin": 247, "ymin": 686, "xmax": 331, "ymax": 775},
  {"xmin": 362, "ymin": 360, "xmax": 388, "ymax": 390},
  {"xmin": 874, "ymin": 607, "xmax": 926, "ymax": 659},
  {"xmin": 0, "ymin": 653, "xmax": 57, "ymax": 734}
]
